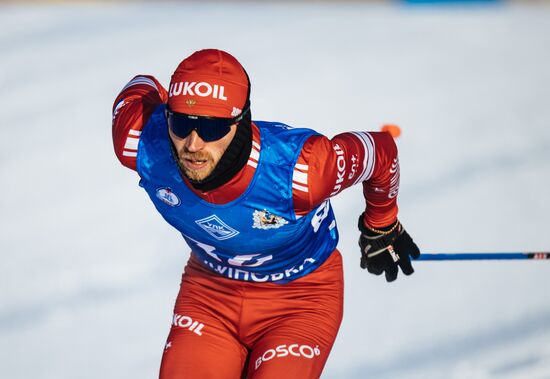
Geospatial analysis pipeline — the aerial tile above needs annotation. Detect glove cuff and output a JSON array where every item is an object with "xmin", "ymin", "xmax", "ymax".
[{"xmin": 358, "ymin": 213, "xmax": 400, "ymax": 236}]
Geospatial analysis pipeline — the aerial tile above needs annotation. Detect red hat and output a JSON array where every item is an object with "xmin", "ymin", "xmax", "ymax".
[{"xmin": 168, "ymin": 49, "xmax": 249, "ymax": 118}]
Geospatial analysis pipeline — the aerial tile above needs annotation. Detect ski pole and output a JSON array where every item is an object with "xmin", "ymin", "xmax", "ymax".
[{"xmin": 415, "ymin": 252, "xmax": 550, "ymax": 261}]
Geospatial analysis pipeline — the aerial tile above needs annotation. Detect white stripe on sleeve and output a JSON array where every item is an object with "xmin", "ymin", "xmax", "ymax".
[
  {"xmin": 124, "ymin": 137, "xmax": 139, "ymax": 150},
  {"xmin": 122, "ymin": 151, "xmax": 138, "ymax": 157},
  {"xmin": 292, "ymin": 182, "xmax": 309, "ymax": 193},
  {"xmin": 122, "ymin": 77, "xmax": 159, "ymax": 92},
  {"xmin": 292, "ymin": 170, "xmax": 308, "ymax": 185},
  {"xmin": 350, "ymin": 132, "xmax": 376, "ymax": 184}
]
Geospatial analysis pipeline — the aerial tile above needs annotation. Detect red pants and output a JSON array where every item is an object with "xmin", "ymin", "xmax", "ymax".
[{"xmin": 159, "ymin": 250, "xmax": 344, "ymax": 379}]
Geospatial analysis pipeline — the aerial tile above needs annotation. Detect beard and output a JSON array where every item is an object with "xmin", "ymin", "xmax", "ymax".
[{"xmin": 179, "ymin": 150, "xmax": 218, "ymax": 182}]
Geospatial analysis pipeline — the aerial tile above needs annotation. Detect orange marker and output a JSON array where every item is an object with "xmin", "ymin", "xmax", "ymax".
[{"xmin": 381, "ymin": 124, "xmax": 401, "ymax": 138}]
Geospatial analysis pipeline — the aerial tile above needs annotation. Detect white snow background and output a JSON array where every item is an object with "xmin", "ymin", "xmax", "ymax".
[{"xmin": 1, "ymin": 2, "xmax": 549, "ymax": 378}]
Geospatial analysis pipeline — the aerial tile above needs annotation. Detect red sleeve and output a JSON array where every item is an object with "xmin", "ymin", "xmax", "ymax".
[
  {"xmin": 292, "ymin": 131, "xmax": 399, "ymax": 228},
  {"xmin": 112, "ymin": 75, "xmax": 168, "ymax": 171}
]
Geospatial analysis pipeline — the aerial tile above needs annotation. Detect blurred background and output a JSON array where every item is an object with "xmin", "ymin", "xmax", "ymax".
[{"xmin": 1, "ymin": 0, "xmax": 549, "ymax": 378}]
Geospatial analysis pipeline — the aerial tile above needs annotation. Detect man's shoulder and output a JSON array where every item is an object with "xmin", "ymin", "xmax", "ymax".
[
  {"xmin": 253, "ymin": 120, "xmax": 320, "ymax": 138},
  {"xmin": 112, "ymin": 76, "xmax": 167, "ymax": 172},
  {"xmin": 253, "ymin": 120, "xmax": 293, "ymax": 130}
]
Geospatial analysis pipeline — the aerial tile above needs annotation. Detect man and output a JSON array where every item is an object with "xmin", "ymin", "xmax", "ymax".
[{"xmin": 112, "ymin": 49, "xmax": 420, "ymax": 379}]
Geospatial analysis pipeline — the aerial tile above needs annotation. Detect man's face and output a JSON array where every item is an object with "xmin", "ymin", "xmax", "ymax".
[{"xmin": 168, "ymin": 125, "xmax": 237, "ymax": 182}]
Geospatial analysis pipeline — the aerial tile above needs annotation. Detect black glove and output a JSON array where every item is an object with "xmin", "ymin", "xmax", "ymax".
[{"xmin": 358, "ymin": 213, "xmax": 421, "ymax": 282}]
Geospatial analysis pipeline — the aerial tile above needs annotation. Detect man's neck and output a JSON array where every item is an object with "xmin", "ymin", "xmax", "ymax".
[{"xmin": 172, "ymin": 116, "xmax": 253, "ymax": 192}]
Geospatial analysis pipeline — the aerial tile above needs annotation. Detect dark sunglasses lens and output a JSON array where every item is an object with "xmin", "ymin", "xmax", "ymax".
[
  {"xmin": 197, "ymin": 119, "xmax": 232, "ymax": 142},
  {"xmin": 167, "ymin": 112, "xmax": 232, "ymax": 142},
  {"xmin": 167, "ymin": 112, "xmax": 193, "ymax": 138}
]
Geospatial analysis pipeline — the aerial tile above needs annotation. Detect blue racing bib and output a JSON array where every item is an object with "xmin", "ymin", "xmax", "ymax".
[{"xmin": 136, "ymin": 105, "xmax": 338, "ymax": 283}]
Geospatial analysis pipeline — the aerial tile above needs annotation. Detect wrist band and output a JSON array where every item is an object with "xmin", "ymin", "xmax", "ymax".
[{"xmin": 366, "ymin": 220, "xmax": 400, "ymax": 236}]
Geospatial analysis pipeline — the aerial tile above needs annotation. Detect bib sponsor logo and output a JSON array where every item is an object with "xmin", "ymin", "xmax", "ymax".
[
  {"xmin": 203, "ymin": 257, "xmax": 316, "ymax": 282},
  {"xmin": 272, "ymin": 123, "xmax": 292, "ymax": 130},
  {"xmin": 195, "ymin": 215, "xmax": 239, "ymax": 240},
  {"xmin": 156, "ymin": 187, "xmax": 181, "ymax": 207},
  {"xmin": 172, "ymin": 314, "xmax": 205, "ymax": 336},
  {"xmin": 252, "ymin": 209, "xmax": 288, "ymax": 230},
  {"xmin": 169, "ymin": 81, "xmax": 228, "ymax": 101},
  {"xmin": 255, "ymin": 344, "xmax": 321, "ymax": 370},
  {"xmin": 228, "ymin": 254, "xmax": 273, "ymax": 267}
]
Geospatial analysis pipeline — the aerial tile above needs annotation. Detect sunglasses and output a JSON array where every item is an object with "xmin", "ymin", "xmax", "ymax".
[{"xmin": 166, "ymin": 107, "xmax": 249, "ymax": 142}]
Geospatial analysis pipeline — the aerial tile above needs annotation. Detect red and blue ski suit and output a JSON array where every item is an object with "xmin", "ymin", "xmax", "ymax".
[{"xmin": 112, "ymin": 75, "xmax": 401, "ymax": 378}]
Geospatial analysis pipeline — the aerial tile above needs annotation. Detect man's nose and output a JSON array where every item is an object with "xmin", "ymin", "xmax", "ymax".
[{"xmin": 185, "ymin": 130, "xmax": 205, "ymax": 152}]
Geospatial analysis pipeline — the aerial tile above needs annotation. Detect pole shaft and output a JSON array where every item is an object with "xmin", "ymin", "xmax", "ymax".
[{"xmin": 415, "ymin": 252, "xmax": 550, "ymax": 261}]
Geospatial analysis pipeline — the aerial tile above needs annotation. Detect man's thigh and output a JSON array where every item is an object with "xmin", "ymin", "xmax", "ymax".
[
  {"xmin": 159, "ymin": 266, "xmax": 248, "ymax": 379},
  {"xmin": 244, "ymin": 251, "xmax": 344, "ymax": 379},
  {"xmin": 159, "ymin": 317, "xmax": 247, "ymax": 379},
  {"xmin": 245, "ymin": 313, "xmax": 340, "ymax": 379}
]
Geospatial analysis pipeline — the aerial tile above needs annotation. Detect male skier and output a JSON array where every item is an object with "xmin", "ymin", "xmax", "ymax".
[{"xmin": 112, "ymin": 49, "xmax": 420, "ymax": 379}]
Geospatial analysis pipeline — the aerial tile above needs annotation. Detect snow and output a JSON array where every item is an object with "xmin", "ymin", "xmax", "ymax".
[{"xmin": 1, "ymin": 2, "xmax": 549, "ymax": 378}]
